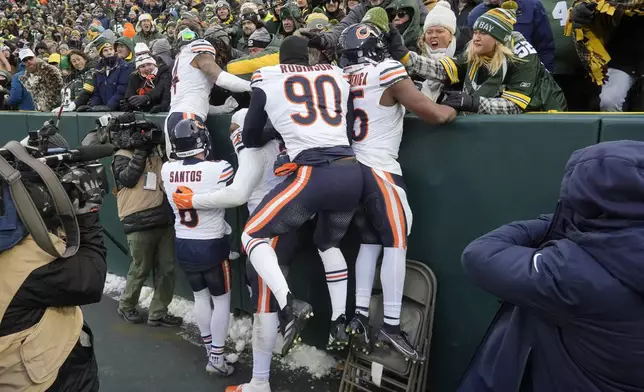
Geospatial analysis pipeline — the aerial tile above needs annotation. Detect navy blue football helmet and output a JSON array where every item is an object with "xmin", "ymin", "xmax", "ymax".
[
  {"xmin": 337, "ymin": 23, "xmax": 387, "ymax": 68},
  {"xmin": 169, "ymin": 118, "xmax": 211, "ymax": 159}
]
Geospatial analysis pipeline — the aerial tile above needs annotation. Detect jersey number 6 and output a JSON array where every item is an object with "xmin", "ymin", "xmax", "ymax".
[
  {"xmin": 350, "ymin": 89, "xmax": 369, "ymax": 141},
  {"xmin": 179, "ymin": 208, "xmax": 199, "ymax": 228},
  {"xmin": 284, "ymin": 75, "xmax": 342, "ymax": 127}
]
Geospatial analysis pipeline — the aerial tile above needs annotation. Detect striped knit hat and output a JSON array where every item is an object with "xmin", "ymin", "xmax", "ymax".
[{"xmin": 472, "ymin": 8, "xmax": 516, "ymax": 44}]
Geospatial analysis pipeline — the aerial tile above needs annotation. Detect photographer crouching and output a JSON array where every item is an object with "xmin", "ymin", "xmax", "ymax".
[
  {"xmin": 0, "ymin": 128, "xmax": 110, "ymax": 391},
  {"xmin": 112, "ymin": 116, "xmax": 182, "ymax": 327}
]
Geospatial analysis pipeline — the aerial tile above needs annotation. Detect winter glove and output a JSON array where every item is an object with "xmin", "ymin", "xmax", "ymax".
[
  {"xmin": 130, "ymin": 131, "xmax": 147, "ymax": 149},
  {"xmin": 299, "ymin": 28, "xmax": 323, "ymax": 47},
  {"xmin": 273, "ymin": 151, "xmax": 297, "ymax": 176},
  {"xmin": 51, "ymin": 102, "xmax": 77, "ymax": 113},
  {"xmin": 208, "ymin": 96, "xmax": 239, "ymax": 115},
  {"xmin": 385, "ymin": 25, "xmax": 410, "ymax": 63},
  {"xmin": 128, "ymin": 94, "xmax": 150, "ymax": 108},
  {"xmin": 149, "ymin": 104, "xmax": 168, "ymax": 113},
  {"xmin": 570, "ymin": 2, "xmax": 597, "ymax": 27},
  {"xmin": 91, "ymin": 105, "xmax": 112, "ymax": 112},
  {"xmin": 76, "ymin": 104, "xmax": 92, "ymax": 112},
  {"xmin": 303, "ymin": 30, "xmax": 325, "ymax": 50},
  {"xmin": 440, "ymin": 91, "xmax": 480, "ymax": 113},
  {"xmin": 61, "ymin": 168, "xmax": 103, "ymax": 214},
  {"xmin": 120, "ymin": 99, "xmax": 131, "ymax": 111},
  {"xmin": 173, "ymin": 185, "xmax": 195, "ymax": 209}
]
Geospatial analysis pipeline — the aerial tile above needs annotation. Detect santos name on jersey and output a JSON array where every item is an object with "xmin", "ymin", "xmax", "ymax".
[
  {"xmin": 250, "ymin": 63, "xmax": 351, "ymax": 161},
  {"xmin": 161, "ymin": 159, "xmax": 234, "ymax": 240},
  {"xmin": 344, "ymin": 59, "xmax": 408, "ymax": 176},
  {"xmin": 169, "ymin": 39, "xmax": 216, "ymax": 120}
]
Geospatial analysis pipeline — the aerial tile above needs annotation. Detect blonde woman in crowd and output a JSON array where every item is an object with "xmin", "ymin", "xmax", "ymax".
[{"xmin": 389, "ymin": 6, "xmax": 567, "ymax": 113}]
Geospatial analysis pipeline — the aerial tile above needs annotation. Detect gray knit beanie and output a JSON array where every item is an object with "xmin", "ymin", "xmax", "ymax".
[
  {"xmin": 248, "ymin": 27, "xmax": 271, "ymax": 49},
  {"xmin": 150, "ymin": 38, "xmax": 172, "ymax": 56}
]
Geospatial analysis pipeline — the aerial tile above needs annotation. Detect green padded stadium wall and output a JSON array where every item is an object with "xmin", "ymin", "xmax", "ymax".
[{"xmin": 4, "ymin": 112, "xmax": 626, "ymax": 391}]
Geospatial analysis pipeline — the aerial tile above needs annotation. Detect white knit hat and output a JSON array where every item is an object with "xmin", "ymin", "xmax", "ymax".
[
  {"xmin": 423, "ymin": 1, "xmax": 456, "ymax": 35},
  {"xmin": 134, "ymin": 42, "xmax": 156, "ymax": 68},
  {"xmin": 134, "ymin": 42, "xmax": 151, "ymax": 56}
]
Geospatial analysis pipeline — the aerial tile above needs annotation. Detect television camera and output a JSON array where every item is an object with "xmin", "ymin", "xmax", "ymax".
[
  {"xmin": 0, "ymin": 120, "xmax": 115, "ymax": 258},
  {"xmin": 83, "ymin": 112, "xmax": 164, "ymax": 150}
]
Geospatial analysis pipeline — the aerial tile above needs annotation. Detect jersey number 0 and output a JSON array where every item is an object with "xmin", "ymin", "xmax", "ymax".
[{"xmin": 284, "ymin": 75, "xmax": 342, "ymax": 127}]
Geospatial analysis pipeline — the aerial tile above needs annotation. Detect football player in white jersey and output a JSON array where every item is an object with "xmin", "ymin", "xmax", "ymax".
[
  {"xmin": 164, "ymin": 27, "xmax": 251, "ymax": 158},
  {"xmin": 338, "ymin": 22, "xmax": 456, "ymax": 361},
  {"xmin": 173, "ymin": 110, "xmax": 300, "ymax": 392},
  {"xmin": 160, "ymin": 118, "xmax": 236, "ymax": 377},
  {"xmin": 237, "ymin": 35, "xmax": 363, "ymax": 356}
]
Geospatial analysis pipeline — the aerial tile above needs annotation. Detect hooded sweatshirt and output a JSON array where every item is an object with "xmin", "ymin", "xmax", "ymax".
[
  {"xmin": 460, "ymin": 140, "xmax": 644, "ymax": 392},
  {"xmin": 386, "ymin": 0, "xmax": 421, "ymax": 53},
  {"xmin": 133, "ymin": 17, "xmax": 163, "ymax": 46},
  {"xmin": 115, "ymin": 36, "xmax": 135, "ymax": 63}
]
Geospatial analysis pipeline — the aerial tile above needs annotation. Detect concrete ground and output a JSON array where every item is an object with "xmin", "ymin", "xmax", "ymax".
[{"xmin": 83, "ymin": 296, "xmax": 342, "ymax": 392}]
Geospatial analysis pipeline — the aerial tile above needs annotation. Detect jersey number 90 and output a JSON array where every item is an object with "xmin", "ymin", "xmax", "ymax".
[{"xmin": 284, "ymin": 75, "xmax": 343, "ymax": 127}]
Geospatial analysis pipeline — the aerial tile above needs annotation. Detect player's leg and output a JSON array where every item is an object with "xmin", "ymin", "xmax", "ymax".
[
  {"xmin": 241, "ymin": 166, "xmax": 318, "ymax": 356},
  {"xmin": 226, "ymin": 235, "xmax": 297, "ymax": 392},
  {"xmin": 203, "ymin": 260, "xmax": 235, "ymax": 376},
  {"xmin": 364, "ymin": 168, "xmax": 422, "ymax": 361},
  {"xmin": 347, "ymin": 201, "xmax": 382, "ymax": 351},
  {"xmin": 184, "ymin": 271, "xmax": 214, "ymax": 356},
  {"xmin": 311, "ymin": 160, "xmax": 364, "ymax": 351}
]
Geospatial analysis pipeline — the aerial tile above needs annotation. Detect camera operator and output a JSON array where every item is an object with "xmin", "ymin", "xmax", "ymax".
[
  {"xmin": 113, "ymin": 128, "xmax": 182, "ymax": 327},
  {"xmin": 0, "ymin": 135, "xmax": 107, "ymax": 391}
]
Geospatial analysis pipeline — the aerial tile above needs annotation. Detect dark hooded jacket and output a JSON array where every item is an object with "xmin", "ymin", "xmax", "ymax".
[
  {"xmin": 386, "ymin": 0, "xmax": 421, "ymax": 53},
  {"xmin": 277, "ymin": 3, "xmax": 303, "ymax": 38},
  {"xmin": 115, "ymin": 36, "xmax": 135, "ymax": 63},
  {"xmin": 123, "ymin": 62, "xmax": 171, "ymax": 112},
  {"xmin": 317, "ymin": 0, "xmax": 428, "ymax": 51},
  {"xmin": 90, "ymin": 56, "xmax": 134, "ymax": 110},
  {"xmin": 460, "ymin": 140, "xmax": 644, "ymax": 392}
]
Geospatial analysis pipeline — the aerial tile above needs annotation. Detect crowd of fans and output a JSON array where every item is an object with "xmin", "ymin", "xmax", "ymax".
[{"xmin": 0, "ymin": 0, "xmax": 640, "ymax": 114}]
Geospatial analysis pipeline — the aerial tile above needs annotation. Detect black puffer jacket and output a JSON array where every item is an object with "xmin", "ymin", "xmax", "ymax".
[
  {"xmin": 112, "ymin": 149, "xmax": 173, "ymax": 234},
  {"xmin": 123, "ymin": 63, "xmax": 172, "ymax": 112}
]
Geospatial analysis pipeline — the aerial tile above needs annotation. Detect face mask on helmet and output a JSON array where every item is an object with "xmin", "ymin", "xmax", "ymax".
[{"xmin": 337, "ymin": 23, "xmax": 387, "ymax": 67}]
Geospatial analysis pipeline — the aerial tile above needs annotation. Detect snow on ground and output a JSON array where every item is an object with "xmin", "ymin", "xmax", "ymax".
[{"xmin": 102, "ymin": 273, "xmax": 338, "ymax": 378}]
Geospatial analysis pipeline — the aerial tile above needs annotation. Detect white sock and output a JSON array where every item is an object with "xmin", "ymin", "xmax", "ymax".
[
  {"xmin": 381, "ymin": 247, "xmax": 406, "ymax": 327},
  {"xmin": 193, "ymin": 288, "xmax": 213, "ymax": 340},
  {"xmin": 242, "ymin": 232, "xmax": 291, "ymax": 309},
  {"xmin": 319, "ymin": 247, "xmax": 348, "ymax": 320},
  {"xmin": 355, "ymin": 244, "xmax": 382, "ymax": 317},
  {"xmin": 210, "ymin": 291, "xmax": 231, "ymax": 361},
  {"xmin": 251, "ymin": 312, "xmax": 279, "ymax": 383}
]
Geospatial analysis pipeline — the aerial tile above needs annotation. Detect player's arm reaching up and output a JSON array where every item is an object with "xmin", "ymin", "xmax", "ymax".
[
  {"xmin": 241, "ymin": 72, "xmax": 271, "ymax": 148},
  {"xmin": 385, "ymin": 74, "xmax": 456, "ymax": 124},
  {"xmin": 190, "ymin": 42, "xmax": 252, "ymax": 93}
]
